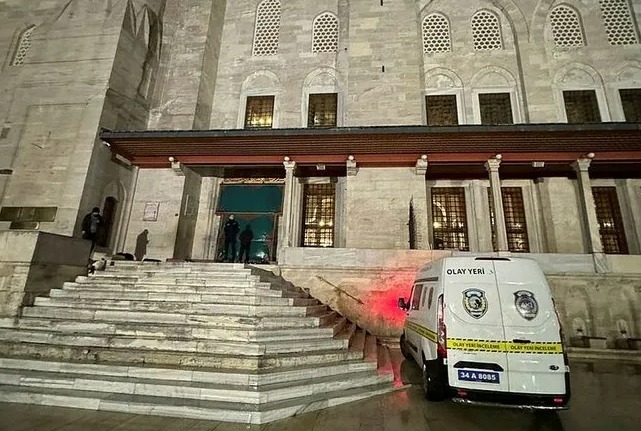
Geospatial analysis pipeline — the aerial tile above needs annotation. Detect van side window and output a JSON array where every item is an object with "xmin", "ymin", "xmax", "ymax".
[
  {"xmin": 421, "ymin": 286, "xmax": 428, "ymax": 308},
  {"xmin": 411, "ymin": 284, "xmax": 424, "ymax": 310},
  {"xmin": 427, "ymin": 287, "xmax": 434, "ymax": 309}
]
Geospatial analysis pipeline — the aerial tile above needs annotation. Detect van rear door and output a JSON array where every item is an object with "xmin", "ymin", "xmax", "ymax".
[
  {"xmin": 493, "ymin": 259, "xmax": 567, "ymax": 396},
  {"xmin": 443, "ymin": 258, "xmax": 510, "ymax": 393}
]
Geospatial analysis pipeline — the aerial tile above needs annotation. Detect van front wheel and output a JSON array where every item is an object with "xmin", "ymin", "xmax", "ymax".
[{"xmin": 422, "ymin": 360, "xmax": 446, "ymax": 401}]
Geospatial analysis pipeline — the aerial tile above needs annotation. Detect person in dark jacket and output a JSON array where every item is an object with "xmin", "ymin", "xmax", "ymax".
[
  {"xmin": 223, "ymin": 214, "xmax": 240, "ymax": 261},
  {"xmin": 81, "ymin": 207, "xmax": 104, "ymax": 255},
  {"xmin": 238, "ymin": 225, "xmax": 254, "ymax": 264}
]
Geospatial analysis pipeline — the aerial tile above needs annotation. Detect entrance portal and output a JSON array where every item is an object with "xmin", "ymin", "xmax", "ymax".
[{"xmin": 215, "ymin": 181, "xmax": 284, "ymax": 263}]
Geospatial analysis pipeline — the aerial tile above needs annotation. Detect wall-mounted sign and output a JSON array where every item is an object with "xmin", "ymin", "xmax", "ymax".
[{"xmin": 143, "ymin": 202, "xmax": 160, "ymax": 221}]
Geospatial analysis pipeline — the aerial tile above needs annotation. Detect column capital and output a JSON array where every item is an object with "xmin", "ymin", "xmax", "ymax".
[
  {"xmin": 415, "ymin": 155, "xmax": 428, "ymax": 176},
  {"xmin": 346, "ymin": 156, "xmax": 358, "ymax": 176},
  {"xmin": 572, "ymin": 157, "xmax": 592, "ymax": 173},
  {"xmin": 283, "ymin": 158, "xmax": 296, "ymax": 170},
  {"xmin": 485, "ymin": 158, "xmax": 501, "ymax": 172},
  {"xmin": 170, "ymin": 160, "xmax": 184, "ymax": 176}
]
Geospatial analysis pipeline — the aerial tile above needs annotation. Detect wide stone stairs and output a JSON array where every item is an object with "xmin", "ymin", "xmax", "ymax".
[{"xmin": 0, "ymin": 261, "xmax": 404, "ymax": 424}]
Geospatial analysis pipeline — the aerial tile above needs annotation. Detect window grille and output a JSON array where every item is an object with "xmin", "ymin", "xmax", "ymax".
[
  {"xmin": 252, "ymin": 0, "xmax": 281, "ymax": 56},
  {"xmin": 302, "ymin": 183, "xmax": 335, "ymax": 247},
  {"xmin": 479, "ymin": 93, "xmax": 513, "ymax": 125},
  {"xmin": 549, "ymin": 5, "xmax": 585, "ymax": 47},
  {"xmin": 426, "ymin": 95, "xmax": 458, "ymax": 126},
  {"xmin": 563, "ymin": 90, "xmax": 601, "ymax": 123},
  {"xmin": 431, "ymin": 187, "xmax": 469, "ymax": 251},
  {"xmin": 620, "ymin": 89, "xmax": 641, "ymax": 122},
  {"xmin": 312, "ymin": 12, "xmax": 338, "ymax": 53},
  {"xmin": 472, "ymin": 11, "xmax": 503, "ymax": 51},
  {"xmin": 422, "ymin": 13, "xmax": 451, "ymax": 53},
  {"xmin": 308, "ymin": 93, "xmax": 337, "ymax": 127},
  {"xmin": 488, "ymin": 187, "xmax": 530, "ymax": 252},
  {"xmin": 598, "ymin": 0, "xmax": 639, "ymax": 45},
  {"xmin": 592, "ymin": 187, "xmax": 629, "ymax": 254},
  {"xmin": 11, "ymin": 25, "xmax": 35, "ymax": 66},
  {"xmin": 244, "ymin": 96, "xmax": 274, "ymax": 129}
]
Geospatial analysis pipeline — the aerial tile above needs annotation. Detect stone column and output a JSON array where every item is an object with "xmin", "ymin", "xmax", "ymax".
[
  {"xmin": 277, "ymin": 158, "xmax": 296, "ymax": 262},
  {"xmin": 413, "ymin": 156, "xmax": 430, "ymax": 249},
  {"xmin": 572, "ymin": 158, "xmax": 609, "ymax": 272},
  {"xmin": 116, "ymin": 166, "xmax": 139, "ymax": 252},
  {"xmin": 485, "ymin": 158, "xmax": 509, "ymax": 252}
]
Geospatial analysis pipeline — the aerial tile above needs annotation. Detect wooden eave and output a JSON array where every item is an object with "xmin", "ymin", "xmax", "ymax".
[{"xmin": 100, "ymin": 124, "xmax": 641, "ymax": 174}]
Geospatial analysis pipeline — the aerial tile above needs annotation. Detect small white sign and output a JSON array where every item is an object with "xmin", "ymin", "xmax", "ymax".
[{"xmin": 143, "ymin": 202, "xmax": 159, "ymax": 221}]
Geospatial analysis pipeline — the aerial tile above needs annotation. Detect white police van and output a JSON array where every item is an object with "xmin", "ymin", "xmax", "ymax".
[{"xmin": 398, "ymin": 256, "xmax": 570, "ymax": 409}]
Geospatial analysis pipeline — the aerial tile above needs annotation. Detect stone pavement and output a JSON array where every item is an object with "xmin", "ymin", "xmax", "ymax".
[{"xmin": 1, "ymin": 359, "xmax": 640, "ymax": 431}]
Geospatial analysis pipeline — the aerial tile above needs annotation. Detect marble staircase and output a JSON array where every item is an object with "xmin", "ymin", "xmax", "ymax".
[{"xmin": 0, "ymin": 261, "xmax": 404, "ymax": 424}]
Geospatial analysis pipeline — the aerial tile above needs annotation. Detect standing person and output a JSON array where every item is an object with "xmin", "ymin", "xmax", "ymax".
[
  {"xmin": 223, "ymin": 214, "xmax": 240, "ymax": 262},
  {"xmin": 238, "ymin": 225, "xmax": 254, "ymax": 264},
  {"xmin": 81, "ymin": 207, "xmax": 104, "ymax": 255}
]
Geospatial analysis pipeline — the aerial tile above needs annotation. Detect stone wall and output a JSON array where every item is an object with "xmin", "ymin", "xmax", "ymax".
[
  {"xmin": 173, "ymin": 168, "xmax": 203, "ymax": 260},
  {"xmin": 123, "ymin": 169, "xmax": 185, "ymax": 260},
  {"xmin": 0, "ymin": 231, "xmax": 89, "ymax": 319},
  {"xmin": 0, "ymin": 0, "xmax": 126, "ymax": 235}
]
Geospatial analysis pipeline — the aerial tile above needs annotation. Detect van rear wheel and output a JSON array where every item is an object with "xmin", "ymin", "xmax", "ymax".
[{"xmin": 422, "ymin": 360, "xmax": 446, "ymax": 401}]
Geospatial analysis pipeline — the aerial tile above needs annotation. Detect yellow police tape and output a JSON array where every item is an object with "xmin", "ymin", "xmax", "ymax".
[{"xmin": 406, "ymin": 322, "xmax": 564, "ymax": 354}]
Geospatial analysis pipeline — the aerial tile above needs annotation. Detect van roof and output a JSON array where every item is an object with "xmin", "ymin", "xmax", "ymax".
[{"xmin": 418, "ymin": 255, "xmax": 535, "ymax": 273}]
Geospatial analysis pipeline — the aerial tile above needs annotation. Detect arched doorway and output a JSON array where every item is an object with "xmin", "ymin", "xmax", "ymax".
[{"xmin": 98, "ymin": 196, "xmax": 118, "ymax": 248}]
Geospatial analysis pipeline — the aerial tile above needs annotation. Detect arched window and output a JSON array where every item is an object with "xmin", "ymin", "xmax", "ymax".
[
  {"xmin": 598, "ymin": 0, "xmax": 639, "ymax": 45},
  {"xmin": 312, "ymin": 12, "xmax": 338, "ymax": 53},
  {"xmin": 549, "ymin": 5, "xmax": 585, "ymax": 47},
  {"xmin": 11, "ymin": 25, "xmax": 36, "ymax": 66},
  {"xmin": 252, "ymin": 0, "xmax": 281, "ymax": 56},
  {"xmin": 422, "ymin": 13, "xmax": 451, "ymax": 53},
  {"xmin": 472, "ymin": 11, "xmax": 503, "ymax": 51}
]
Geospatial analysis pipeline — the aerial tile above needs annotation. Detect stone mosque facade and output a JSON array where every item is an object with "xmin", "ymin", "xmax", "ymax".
[{"xmin": 1, "ymin": 0, "xmax": 641, "ymax": 339}]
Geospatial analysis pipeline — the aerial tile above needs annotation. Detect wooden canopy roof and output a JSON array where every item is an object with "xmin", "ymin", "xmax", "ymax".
[{"xmin": 100, "ymin": 123, "xmax": 641, "ymax": 178}]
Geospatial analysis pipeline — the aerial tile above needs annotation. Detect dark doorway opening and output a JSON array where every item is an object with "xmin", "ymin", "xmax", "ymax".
[{"xmin": 98, "ymin": 196, "xmax": 118, "ymax": 248}]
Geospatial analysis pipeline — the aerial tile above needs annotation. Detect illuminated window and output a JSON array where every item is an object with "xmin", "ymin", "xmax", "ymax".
[
  {"xmin": 620, "ymin": 89, "xmax": 641, "ymax": 122},
  {"xmin": 426, "ymin": 95, "xmax": 458, "ymax": 126},
  {"xmin": 488, "ymin": 187, "xmax": 530, "ymax": 252},
  {"xmin": 479, "ymin": 93, "xmax": 513, "ymax": 125},
  {"xmin": 563, "ymin": 90, "xmax": 601, "ymax": 123},
  {"xmin": 431, "ymin": 187, "xmax": 469, "ymax": 251},
  {"xmin": 244, "ymin": 96, "xmax": 274, "ymax": 129},
  {"xmin": 308, "ymin": 93, "xmax": 337, "ymax": 127},
  {"xmin": 592, "ymin": 187, "xmax": 628, "ymax": 254},
  {"xmin": 301, "ymin": 183, "xmax": 335, "ymax": 247}
]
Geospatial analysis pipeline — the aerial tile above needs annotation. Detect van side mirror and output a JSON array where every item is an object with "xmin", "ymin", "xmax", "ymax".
[{"xmin": 398, "ymin": 297, "xmax": 408, "ymax": 310}]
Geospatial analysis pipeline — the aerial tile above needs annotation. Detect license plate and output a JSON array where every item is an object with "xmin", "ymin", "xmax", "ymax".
[{"xmin": 457, "ymin": 370, "xmax": 500, "ymax": 384}]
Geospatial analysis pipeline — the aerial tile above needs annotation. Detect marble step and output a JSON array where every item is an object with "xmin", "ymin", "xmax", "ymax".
[
  {"xmin": 21, "ymin": 307, "xmax": 322, "ymax": 328},
  {"xmin": 0, "ymin": 328, "xmax": 349, "ymax": 356},
  {"xmin": 0, "ymin": 342, "xmax": 364, "ymax": 370},
  {"xmin": 48, "ymin": 289, "xmax": 317, "ymax": 306},
  {"xmin": 0, "ymin": 318, "xmax": 334, "ymax": 342},
  {"xmin": 0, "ymin": 380, "xmax": 396, "ymax": 424},
  {"xmin": 0, "ymin": 358, "xmax": 378, "ymax": 387},
  {"xmin": 32, "ymin": 297, "xmax": 326, "ymax": 317},
  {"xmin": 0, "ymin": 367, "xmax": 390, "ymax": 405},
  {"xmin": 61, "ymin": 282, "xmax": 289, "ymax": 296},
  {"xmin": 83, "ymin": 273, "xmax": 261, "ymax": 282},
  {"xmin": 106, "ymin": 262, "xmax": 249, "ymax": 272},
  {"xmin": 105, "ymin": 267, "xmax": 254, "ymax": 276}
]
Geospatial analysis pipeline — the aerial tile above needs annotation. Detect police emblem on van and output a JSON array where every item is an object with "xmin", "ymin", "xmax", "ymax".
[
  {"xmin": 514, "ymin": 290, "xmax": 539, "ymax": 320},
  {"xmin": 463, "ymin": 289, "xmax": 488, "ymax": 319}
]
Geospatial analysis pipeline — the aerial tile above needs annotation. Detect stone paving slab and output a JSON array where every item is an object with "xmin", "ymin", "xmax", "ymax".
[{"xmin": 1, "ymin": 359, "xmax": 641, "ymax": 431}]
